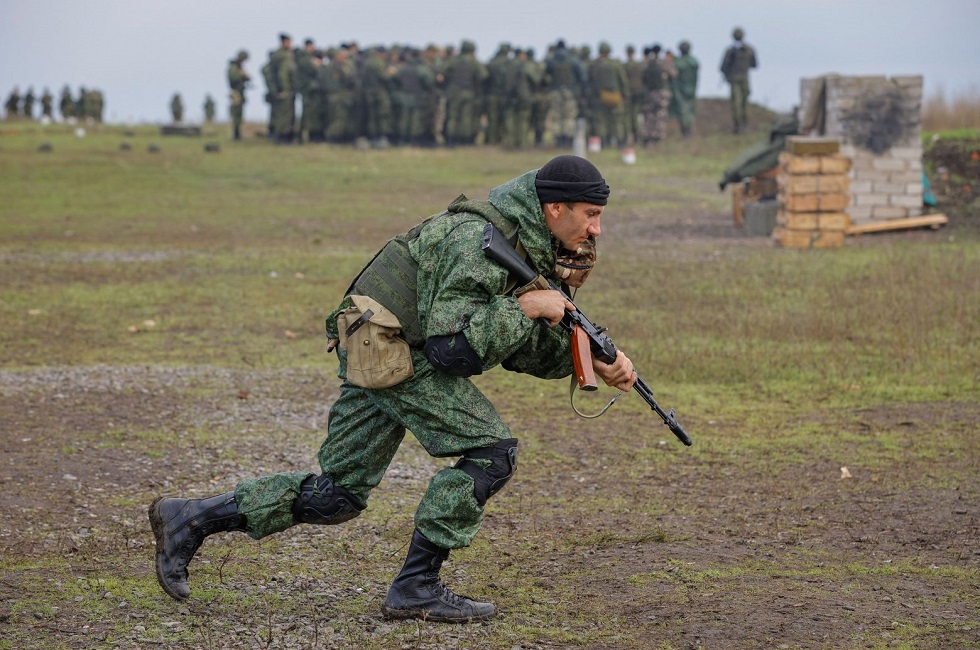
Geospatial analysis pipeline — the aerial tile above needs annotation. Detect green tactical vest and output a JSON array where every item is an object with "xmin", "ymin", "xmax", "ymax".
[{"xmin": 347, "ymin": 194, "xmax": 519, "ymax": 347}]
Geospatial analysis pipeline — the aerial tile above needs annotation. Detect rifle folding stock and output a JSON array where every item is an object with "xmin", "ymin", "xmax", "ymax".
[{"xmin": 481, "ymin": 223, "xmax": 693, "ymax": 446}]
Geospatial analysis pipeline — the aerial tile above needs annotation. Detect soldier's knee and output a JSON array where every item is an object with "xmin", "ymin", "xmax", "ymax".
[
  {"xmin": 292, "ymin": 474, "xmax": 366, "ymax": 525},
  {"xmin": 453, "ymin": 438, "xmax": 519, "ymax": 507}
]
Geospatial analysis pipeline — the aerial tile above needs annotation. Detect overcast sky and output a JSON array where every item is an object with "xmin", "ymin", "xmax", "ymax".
[{"xmin": 1, "ymin": 0, "xmax": 978, "ymax": 124}]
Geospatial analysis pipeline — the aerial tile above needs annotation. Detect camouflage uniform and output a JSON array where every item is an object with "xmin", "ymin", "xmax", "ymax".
[
  {"xmin": 296, "ymin": 45, "xmax": 324, "ymax": 142},
  {"xmin": 391, "ymin": 50, "xmax": 436, "ymax": 146},
  {"xmin": 484, "ymin": 44, "xmax": 512, "ymax": 146},
  {"xmin": 501, "ymin": 50, "xmax": 538, "ymax": 149},
  {"xmin": 669, "ymin": 42, "xmax": 699, "ymax": 137},
  {"xmin": 639, "ymin": 50, "xmax": 672, "ymax": 144},
  {"xmin": 441, "ymin": 41, "xmax": 488, "ymax": 146},
  {"xmin": 227, "ymin": 51, "xmax": 250, "ymax": 139},
  {"xmin": 360, "ymin": 48, "xmax": 395, "ymax": 145},
  {"xmin": 623, "ymin": 47, "xmax": 644, "ymax": 144},
  {"xmin": 321, "ymin": 50, "xmax": 358, "ymax": 143},
  {"xmin": 170, "ymin": 93, "xmax": 184, "ymax": 123},
  {"xmin": 527, "ymin": 50, "xmax": 550, "ymax": 146},
  {"xmin": 544, "ymin": 42, "xmax": 586, "ymax": 147},
  {"xmin": 22, "ymin": 88, "xmax": 35, "ymax": 119},
  {"xmin": 234, "ymin": 169, "xmax": 573, "ymax": 549},
  {"xmin": 59, "ymin": 86, "xmax": 74, "ymax": 120},
  {"xmin": 271, "ymin": 46, "xmax": 298, "ymax": 142},
  {"xmin": 589, "ymin": 43, "xmax": 629, "ymax": 146},
  {"xmin": 40, "ymin": 89, "xmax": 53, "ymax": 119}
]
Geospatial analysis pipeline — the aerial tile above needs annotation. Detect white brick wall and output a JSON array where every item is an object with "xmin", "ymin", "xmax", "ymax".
[{"xmin": 799, "ymin": 74, "xmax": 924, "ymax": 225}]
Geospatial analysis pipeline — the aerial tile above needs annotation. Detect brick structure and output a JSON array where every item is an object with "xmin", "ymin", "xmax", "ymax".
[
  {"xmin": 798, "ymin": 75, "xmax": 923, "ymax": 226},
  {"xmin": 773, "ymin": 138, "xmax": 852, "ymax": 248}
]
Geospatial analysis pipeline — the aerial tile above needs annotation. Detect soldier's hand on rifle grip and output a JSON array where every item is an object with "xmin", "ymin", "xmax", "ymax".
[
  {"xmin": 592, "ymin": 350, "xmax": 637, "ymax": 392},
  {"xmin": 516, "ymin": 289, "xmax": 574, "ymax": 327}
]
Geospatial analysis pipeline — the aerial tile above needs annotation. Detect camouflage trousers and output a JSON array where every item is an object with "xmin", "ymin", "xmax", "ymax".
[
  {"xmin": 547, "ymin": 87, "xmax": 579, "ymax": 140},
  {"xmin": 729, "ymin": 78, "xmax": 751, "ymax": 131},
  {"xmin": 234, "ymin": 347, "xmax": 512, "ymax": 549},
  {"xmin": 445, "ymin": 90, "xmax": 481, "ymax": 144},
  {"xmin": 640, "ymin": 89, "xmax": 672, "ymax": 143}
]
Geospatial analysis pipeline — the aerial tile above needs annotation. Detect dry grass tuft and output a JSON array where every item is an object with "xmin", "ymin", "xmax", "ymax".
[{"xmin": 922, "ymin": 86, "xmax": 980, "ymax": 131}]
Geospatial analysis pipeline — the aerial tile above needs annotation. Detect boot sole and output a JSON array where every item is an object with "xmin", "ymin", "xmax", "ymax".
[
  {"xmin": 147, "ymin": 497, "xmax": 189, "ymax": 601},
  {"xmin": 381, "ymin": 605, "xmax": 495, "ymax": 623}
]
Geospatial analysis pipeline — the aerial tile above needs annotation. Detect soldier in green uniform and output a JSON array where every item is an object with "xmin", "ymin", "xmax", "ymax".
[
  {"xmin": 527, "ymin": 49, "xmax": 550, "ymax": 147},
  {"xmin": 441, "ymin": 40, "xmax": 488, "ymax": 146},
  {"xmin": 720, "ymin": 27, "xmax": 758, "ymax": 134},
  {"xmin": 360, "ymin": 47, "xmax": 395, "ymax": 148},
  {"xmin": 544, "ymin": 40, "xmax": 586, "ymax": 148},
  {"xmin": 148, "ymin": 155, "xmax": 637, "ymax": 622},
  {"xmin": 170, "ymin": 93, "xmax": 184, "ymax": 123},
  {"xmin": 484, "ymin": 43, "xmax": 512, "ymax": 146},
  {"xmin": 296, "ymin": 39, "xmax": 324, "ymax": 143},
  {"xmin": 391, "ymin": 48, "xmax": 436, "ymax": 146},
  {"xmin": 40, "ymin": 88, "xmax": 53, "ymax": 120},
  {"xmin": 227, "ymin": 50, "xmax": 250, "ymax": 140},
  {"xmin": 270, "ymin": 33, "xmax": 298, "ymax": 143},
  {"xmin": 75, "ymin": 86, "xmax": 86, "ymax": 120},
  {"xmin": 623, "ymin": 46, "xmax": 644, "ymax": 145},
  {"xmin": 91, "ymin": 90, "xmax": 104, "ymax": 123},
  {"xmin": 321, "ymin": 45, "xmax": 359, "ymax": 144},
  {"xmin": 640, "ymin": 45, "xmax": 672, "ymax": 145},
  {"xmin": 501, "ymin": 48, "xmax": 538, "ymax": 149},
  {"xmin": 3, "ymin": 87, "xmax": 19, "ymax": 119},
  {"xmin": 22, "ymin": 88, "xmax": 35, "ymax": 120},
  {"xmin": 203, "ymin": 94, "xmax": 215, "ymax": 124},
  {"xmin": 421, "ymin": 44, "xmax": 446, "ymax": 146},
  {"xmin": 669, "ymin": 41, "xmax": 699, "ymax": 137},
  {"xmin": 59, "ymin": 86, "xmax": 74, "ymax": 121},
  {"xmin": 589, "ymin": 42, "xmax": 629, "ymax": 148}
]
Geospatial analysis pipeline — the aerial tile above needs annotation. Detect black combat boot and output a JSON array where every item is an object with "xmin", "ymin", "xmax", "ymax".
[
  {"xmin": 148, "ymin": 492, "xmax": 245, "ymax": 600},
  {"xmin": 382, "ymin": 530, "xmax": 496, "ymax": 623}
]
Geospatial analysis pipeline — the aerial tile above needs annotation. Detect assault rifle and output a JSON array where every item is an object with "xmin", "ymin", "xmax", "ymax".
[{"xmin": 481, "ymin": 223, "xmax": 693, "ymax": 446}]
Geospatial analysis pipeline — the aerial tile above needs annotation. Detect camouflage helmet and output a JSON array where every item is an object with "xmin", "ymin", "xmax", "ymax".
[
  {"xmin": 733, "ymin": 27, "xmax": 745, "ymax": 41},
  {"xmin": 460, "ymin": 39, "xmax": 476, "ymax": 54},
  {"xmin": 236, "ymin": 49, "xmax": 249, "ymax": 62},
  {"xmin": 598, "ymin": 41, "xmax": 611, "ymax": 55},
  {"xmin": 678, "ymin": 40, "xmax": 691, "ymax": 54}
]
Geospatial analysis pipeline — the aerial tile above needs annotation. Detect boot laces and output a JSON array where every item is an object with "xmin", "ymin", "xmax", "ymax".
[{"xmin": 433, "ymin": 580, "xmax": 477, "ymax": 609}]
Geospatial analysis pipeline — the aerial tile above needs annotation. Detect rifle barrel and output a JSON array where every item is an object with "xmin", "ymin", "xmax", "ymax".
[{"xmin": 634, "ymin": 377, "xmax": 693, "ymax": 446}]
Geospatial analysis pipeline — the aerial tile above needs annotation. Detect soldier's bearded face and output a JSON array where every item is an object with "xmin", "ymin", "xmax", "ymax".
[{"xmin": 546, "ymin": 202, "xmax": 603, "ymax": 248}]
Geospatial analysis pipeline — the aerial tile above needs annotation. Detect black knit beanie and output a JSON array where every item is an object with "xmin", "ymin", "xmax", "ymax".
[{"xmin": 534, "ymin": 155, "xmax": 610, "ymax": 206}]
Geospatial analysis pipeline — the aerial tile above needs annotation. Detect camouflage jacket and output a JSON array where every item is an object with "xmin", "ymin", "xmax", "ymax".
[{"xmin": 327, "ymin": 169, "xmax": 573, "ymax": 380}]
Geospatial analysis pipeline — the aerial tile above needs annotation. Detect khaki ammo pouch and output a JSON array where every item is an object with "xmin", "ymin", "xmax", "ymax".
[
  {"xmin": 599, "ymin": 89, "xmax": 624, "ymax": 107},
  {"xmin": 336, "ymin": 295, "xmax": 414, "ymax": 389}
]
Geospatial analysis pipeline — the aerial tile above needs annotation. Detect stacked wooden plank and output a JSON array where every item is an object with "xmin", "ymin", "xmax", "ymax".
[{"xmin": 773, "ymin": 137, "xmax": 852, "ymax": 249}]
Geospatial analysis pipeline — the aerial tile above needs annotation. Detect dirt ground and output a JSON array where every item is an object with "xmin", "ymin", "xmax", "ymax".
[{"xmin": 1, "ymin": 124, "xmax": 977, "ymax": 649}]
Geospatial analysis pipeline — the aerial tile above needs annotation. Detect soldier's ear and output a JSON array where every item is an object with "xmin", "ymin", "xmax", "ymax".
[{"xmin": 542, "ymin": 202, "xmax": 564, "ymax": 221}]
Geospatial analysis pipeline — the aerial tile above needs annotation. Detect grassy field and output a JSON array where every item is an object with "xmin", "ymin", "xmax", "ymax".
[{"xmin": 0, "ymin": 122, "xmax": 977, "ymax": 649}]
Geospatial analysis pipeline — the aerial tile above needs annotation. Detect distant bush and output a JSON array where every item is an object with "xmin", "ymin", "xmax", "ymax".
[{"xmin": 922, "ymin": 86, "xmax": 980, "ymax": 131}]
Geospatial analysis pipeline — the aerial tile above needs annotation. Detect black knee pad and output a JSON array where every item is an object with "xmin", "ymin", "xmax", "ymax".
[
  {"xmin": 453, "ymin": 438, "xmax": 518, "ymax": 507},
  {"xmin": 292, "ymin": 474, "xmax": 366, "ymax": 525}
]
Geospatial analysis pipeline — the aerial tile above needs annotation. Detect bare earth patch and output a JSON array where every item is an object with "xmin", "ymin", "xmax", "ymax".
[{"xmin": 0, "ymin": 363, "xmax": 976, "ymax": 649}]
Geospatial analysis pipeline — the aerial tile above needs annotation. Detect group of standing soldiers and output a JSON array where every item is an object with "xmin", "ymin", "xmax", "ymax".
[
  {"xmin": 3, "ymin": 85, "xmax": 104, "ymax": 123},
  {"xmin": 226, "ymin": 34, "xmax": 705, "ymax": 148}
]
